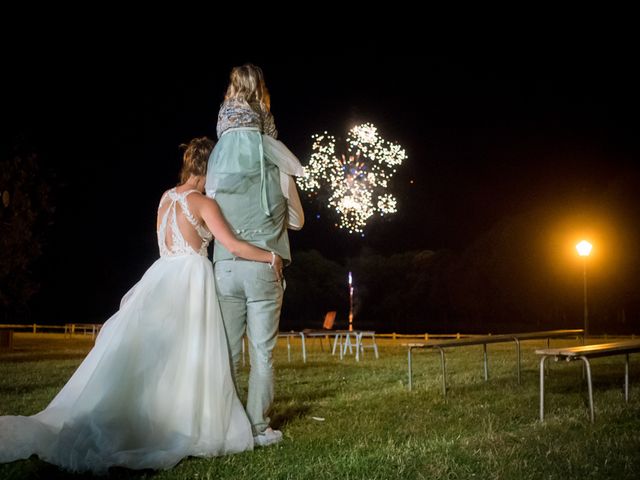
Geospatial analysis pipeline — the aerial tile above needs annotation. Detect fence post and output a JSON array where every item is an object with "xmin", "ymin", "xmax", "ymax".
[
  {"xmin": 0, "ymin": 329, "xmax": 13, "ymax": 350},
  {"xmin": 33, "ymin": 324, "xmax": 37, "ymax": 334}
]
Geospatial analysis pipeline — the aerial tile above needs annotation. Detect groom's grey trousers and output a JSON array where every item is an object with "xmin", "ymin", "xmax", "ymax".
[{"xmin": 215, "ymin": 260, "xmax": 284, "ymax": 435}]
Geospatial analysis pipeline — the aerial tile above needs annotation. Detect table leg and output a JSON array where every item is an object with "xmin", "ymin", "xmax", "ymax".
[
  {"xmin": 514, "ymin": 338, "xmax": 521, "ymax": 384},
  {"xmin": 408, "ymin": 347, "xmax": 413, "ymax": 391},
  {"xmin": 579, "ymin": 356, "xmax": 595, "ymax": 423},
  {"xmin": 438, "ymin": 347, "xmax": 447, "ymax": 397},
  {"xmin": 300, "ymin": 333, "xmax": 307, "ymax": 363},
  {"xmin": 625, "ymin": 353, "xmax": 629, "ymax": 402},
  {"xmin": 483, "ymin": 344, "xmax": 489, "ymax": 381},
  {"xmin": 332, "ymin": 334, "xmax": 340, "ymax": 356},
  {"xmin": 343, "ymin": 333, "xmax": 354, "ymax": 357},
  {"xmin": 539, "ymin": 355, "xmax": 548, "ymax": 422}
]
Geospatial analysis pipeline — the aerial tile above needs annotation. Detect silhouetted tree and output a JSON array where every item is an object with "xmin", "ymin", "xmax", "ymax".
[
  {"xmin": 281, "ymin": 249, "xmax": 348, "ymax": 330},
  {"xmin": 0, "ymin": 145, "xmax": 55, "ymax": 322}
]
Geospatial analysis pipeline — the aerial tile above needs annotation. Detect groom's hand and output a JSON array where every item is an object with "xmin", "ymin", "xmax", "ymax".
[{"xmin": 273, "ymin": 255, "xmax": 284, "ymax": 283}]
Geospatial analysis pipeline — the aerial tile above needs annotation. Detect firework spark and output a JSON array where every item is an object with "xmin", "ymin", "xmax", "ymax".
[{"xmin": 297, "ymin": 123, "xmax": 406, "ymax": 234}]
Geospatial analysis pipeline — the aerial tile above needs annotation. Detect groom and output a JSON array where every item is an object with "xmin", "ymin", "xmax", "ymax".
[{"xmin": 205, "ymin": 135, "xmax": 304, "ymax": 447}]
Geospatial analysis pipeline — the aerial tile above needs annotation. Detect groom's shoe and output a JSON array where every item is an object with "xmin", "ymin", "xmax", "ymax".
[{"xmin": 253, "ymin": 427, "xmax": 283, "ymax": 447}]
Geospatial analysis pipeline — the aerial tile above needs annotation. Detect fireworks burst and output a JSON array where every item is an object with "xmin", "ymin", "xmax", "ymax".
[{"xmin": 297, "ymin": 123, "xmax": 406, "ymax": 234}]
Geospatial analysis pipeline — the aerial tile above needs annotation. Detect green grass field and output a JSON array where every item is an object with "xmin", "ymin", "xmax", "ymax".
[{"xmin": 1, "ymin": 333, "xmax": 639, "ymax": 479}]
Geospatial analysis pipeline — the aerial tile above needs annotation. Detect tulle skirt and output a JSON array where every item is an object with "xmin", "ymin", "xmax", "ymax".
[{"xmin": 0, "ymin": 254, "xmax": 253, "ymax": 474}]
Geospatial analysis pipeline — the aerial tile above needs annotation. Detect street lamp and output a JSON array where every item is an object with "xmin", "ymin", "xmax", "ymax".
[{"xmin": 576, "ymin": 240, "xmax": 593, "ymax": 338}]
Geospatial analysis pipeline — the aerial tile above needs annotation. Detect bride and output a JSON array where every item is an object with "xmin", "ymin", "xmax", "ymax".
[{"xmin": 0, "ymin": 137, "xmax": 283, "ymax": 474}]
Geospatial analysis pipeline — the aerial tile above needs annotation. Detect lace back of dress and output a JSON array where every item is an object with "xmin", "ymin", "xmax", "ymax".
[{"xmin": 157, "ymin": 189, "xmax": 212, "ymax": 257}]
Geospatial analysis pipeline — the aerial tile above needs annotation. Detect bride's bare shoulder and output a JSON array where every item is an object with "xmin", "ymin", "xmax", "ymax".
[
  {"xmin": 158, "ymin": 189, "xmax": 173, "ymax": 205},
  {"xmin": 187, "ymin": 192, "xmax": 220, "ymax": 212}
]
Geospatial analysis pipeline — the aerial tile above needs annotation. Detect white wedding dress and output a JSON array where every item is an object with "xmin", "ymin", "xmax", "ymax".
[{"xmin": 0, "ymin": 188, "xmax": 253, "ymax": 474}]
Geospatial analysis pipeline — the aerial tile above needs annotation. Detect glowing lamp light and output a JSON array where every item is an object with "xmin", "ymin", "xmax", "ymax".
[{"xmin": 576, "ymin": 240, "xmax": 592, "ymax": 257}]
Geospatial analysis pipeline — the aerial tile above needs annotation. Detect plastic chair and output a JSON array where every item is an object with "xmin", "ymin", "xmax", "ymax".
[{"xmin": 322, "ymin": 311, "xmax": 336, "ymax": 330}]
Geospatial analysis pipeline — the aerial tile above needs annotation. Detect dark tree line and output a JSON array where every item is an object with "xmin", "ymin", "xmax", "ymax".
[
  {"xmin": 282, "ymin": 169, "xmax": 640, "ymax": 334},
  {"xmin": 0, "ymin": 144, "xmax": 55, "ymax": 323}
]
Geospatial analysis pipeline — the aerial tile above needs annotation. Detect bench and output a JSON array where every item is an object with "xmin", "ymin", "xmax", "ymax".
[
  {"xmin": 277, "ymin": 331, "xmax": 307, "ymax": 363},
  {"xmin": 302, "ymin": 329, "xmax": 341, "ymax": 355},
  {"xmin": 355, "ymin": 331, "xmax": 379, "ymax": 359},
  {"xmin": 307, "ymin": 329, "xmax": 378, "ymax": 361},
  {"xmin": 536, "ymin": 339, "xmax": 640, "ymax": 422},
  {"xmin": 277, "ymin": 329, "xmax": 379, "ymax": 363},
  {"xmin": 404, "ymin": 329, "xmax": 584, "ymax": 395},
  {"xmin": 336, "ymin": 330, "xmax": 379, "ymax": 361},
  {"xmin": 302, "ymin": 329, "xmax": 351, "ymax": 355}
]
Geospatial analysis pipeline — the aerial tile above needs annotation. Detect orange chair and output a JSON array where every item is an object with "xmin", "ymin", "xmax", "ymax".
[{"xmin": 322, "ymin": 311, "xmax": 336, "ymax": 330}]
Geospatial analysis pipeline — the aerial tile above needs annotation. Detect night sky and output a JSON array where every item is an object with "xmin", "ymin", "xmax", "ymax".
[{"xmin": 3, "ymin": 47, "xmax": 639, "ymax": 324}]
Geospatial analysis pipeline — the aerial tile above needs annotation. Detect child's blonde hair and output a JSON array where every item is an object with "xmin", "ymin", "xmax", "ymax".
[
  {"xmin": 179, "ymin": 137, "xmax": 214, "ymax": 184},
  {"xmin": 224, "ymin": 64, "xmax": 271, "ymax": 111}
]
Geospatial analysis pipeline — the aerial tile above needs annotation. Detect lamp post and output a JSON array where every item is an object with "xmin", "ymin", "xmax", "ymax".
[
  {"xmin": 348, "ymin": 271, "xmax": 354, "ymax": 332},
  {"xmin": 576, "ymin": 240, "xmax": 593, "ymax": 338}
]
